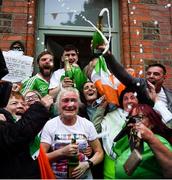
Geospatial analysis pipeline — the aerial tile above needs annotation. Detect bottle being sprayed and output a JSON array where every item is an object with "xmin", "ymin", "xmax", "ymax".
[
  {"xmin": 92, "ymin": 15, "xmax": 104, "ymax": 56},
  {"xmin": 83, "ymin": 8, "xmax": 110, "ymax": 55},
  {"xmin": 68, "ymin": 138, "xmax": 79, "ymax": 178}
]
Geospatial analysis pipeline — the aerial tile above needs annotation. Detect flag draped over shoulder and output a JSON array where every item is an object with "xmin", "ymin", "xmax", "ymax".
[
  {"xmin": 38, "ymin": 145, "xmax": 56, "ymax": 179},
  {"xmin": 30, "ymin": 136, "xmax": 55, "ymax": 179},
  {"xmin": 90, "ymin": 56, "xmax": 125, "ymax": 106},
  {"xmin": 29, "ymin": 135, "xmax": 41, "ymax": 160}
]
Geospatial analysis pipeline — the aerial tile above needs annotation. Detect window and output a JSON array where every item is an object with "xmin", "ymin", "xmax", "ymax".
[{"xmin": 44, "ymin": 0, "xmax": 112, "ymax": 27}]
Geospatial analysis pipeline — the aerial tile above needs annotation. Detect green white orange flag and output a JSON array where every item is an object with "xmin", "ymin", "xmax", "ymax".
[
  {"xmin": 29, "ymin": 135, "xmax": 40, "ymax": 160},
  {"xmin": 90, "ymin": 55, "xmax": 126, "ymax": 106}
]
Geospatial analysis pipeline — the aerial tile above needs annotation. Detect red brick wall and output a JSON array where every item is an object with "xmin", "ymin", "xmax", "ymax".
[
  {"xmin": 120, "ymin": 0, "xmax": 172, "ymax": 88},
  {"xmin": 0, "ymin": 0, "xmax": 36, "ymax": 55},
  {"xmin": 0, "ymin": 0, "xmax": 172, "ymax": 88}
]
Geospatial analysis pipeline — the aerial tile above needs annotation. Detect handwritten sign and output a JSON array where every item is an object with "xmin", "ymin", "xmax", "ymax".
[{"xmin": 2, "ymin": 51, "xmax": 33, "ymax": 82}]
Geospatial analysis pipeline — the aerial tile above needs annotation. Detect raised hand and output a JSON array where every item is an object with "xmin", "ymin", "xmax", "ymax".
[
  {"xmin": 40, "ymin": 95, "xmax": 53, "ymax": 110},
  {"xmin": 62, "ymin": 77, "xmax": 74, "ymax": 88},
  {"xmin": 147, "ymin": 80, "xmax": 158, "ymax": 102}
]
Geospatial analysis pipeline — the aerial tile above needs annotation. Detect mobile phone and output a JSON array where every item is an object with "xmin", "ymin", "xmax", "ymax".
[
  {"xmin": 123, "ymin": 149, "xmax": 142, "ymax": 176},
  {"xmin": 96, "ymin": 95, "xmax": 105, "ymax": 104}
]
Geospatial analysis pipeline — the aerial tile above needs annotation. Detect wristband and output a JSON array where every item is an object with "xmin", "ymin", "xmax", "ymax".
[{"xmin": 87, "ymin": 159, "xmax": 93, "ymax": 169}]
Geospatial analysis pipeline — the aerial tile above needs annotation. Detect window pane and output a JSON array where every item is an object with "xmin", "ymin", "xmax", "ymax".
[{"xmin": 44, "ymin": 0, "xmax": 112, "ymax": 27}]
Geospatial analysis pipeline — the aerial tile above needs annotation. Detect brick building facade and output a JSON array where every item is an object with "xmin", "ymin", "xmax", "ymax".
[
  {"xmin": 0, "ymin": 0, "xmax": 172, "ymax": 87},
  {"xmin": 119, "ymin": 0, "xmax": 172, "ymax": 88},
  {"xmin": 0, "ymin": 0, "xmax": 36, "ymax": 55}
]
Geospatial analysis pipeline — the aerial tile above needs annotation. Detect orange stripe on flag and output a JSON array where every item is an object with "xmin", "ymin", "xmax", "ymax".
[
  {"xmin": 95, "ymin": 80, "xmax": 125, "ymax": 106},
  {"xmin": 38, "ymin": 145, "xmax": 56, "ymax": 179}
]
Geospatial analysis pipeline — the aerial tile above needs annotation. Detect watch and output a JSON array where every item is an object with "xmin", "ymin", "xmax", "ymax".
[{"xmin": 87, "ymin": 159, "xmax": 93, "ymax": 169}]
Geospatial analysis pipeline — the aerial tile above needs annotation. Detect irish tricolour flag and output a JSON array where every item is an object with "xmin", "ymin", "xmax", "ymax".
[{"xmin": 91, "ymin": 56, "xmax": 125, "ymax": 105}]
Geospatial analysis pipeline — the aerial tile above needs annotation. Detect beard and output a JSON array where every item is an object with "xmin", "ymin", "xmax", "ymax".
[{"xmin": 39, "ymin": 67, "xmax": 53, "ymax": 77}]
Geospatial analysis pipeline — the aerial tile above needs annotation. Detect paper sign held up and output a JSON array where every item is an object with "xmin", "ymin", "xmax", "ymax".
[{"xmin": 2, "ymin": 51, "xmax": 33, "ymax": 83}]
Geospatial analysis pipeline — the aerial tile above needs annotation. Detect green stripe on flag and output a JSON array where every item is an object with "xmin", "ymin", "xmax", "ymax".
[
  {"xmin": 29, "ymin": 135, "xmax": 40, "ymax": 160},
  {"xmin": 95, "ymin": 56, "xmax": 108, "ymax": 73}
]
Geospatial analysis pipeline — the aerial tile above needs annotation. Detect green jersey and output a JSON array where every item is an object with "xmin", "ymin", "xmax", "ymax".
[{"xmin": 21, "ymin": 74, "xmax": 49, "ymax": 97}]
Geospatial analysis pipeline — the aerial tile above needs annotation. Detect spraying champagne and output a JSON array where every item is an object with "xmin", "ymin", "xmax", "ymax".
[
  {"xmin": 92, "ymin": 14, "xmax": 104, "ymax": 56},
  {"xmin": 91, "ymin": 8, "xmax": 111, "ymax": 56}
]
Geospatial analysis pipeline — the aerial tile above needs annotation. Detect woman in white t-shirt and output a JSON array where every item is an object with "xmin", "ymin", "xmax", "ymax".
[{"xmin": 41, "ymin": 87, "xmax": 104, "ymax": 179}]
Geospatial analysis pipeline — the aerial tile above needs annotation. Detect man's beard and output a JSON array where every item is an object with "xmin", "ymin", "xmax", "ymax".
[{"xmin": 40, "ymin": 67, "xmax": 53, "ymax": 78}]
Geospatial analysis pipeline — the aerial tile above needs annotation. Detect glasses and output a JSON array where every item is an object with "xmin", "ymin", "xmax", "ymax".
[
  {"xmin": 12, "ymin": 47, "xmax": 23, "ymax": 51},
  {"xmin": 25, "ymin": 94, "xmax": 40, "ymax": 102}
]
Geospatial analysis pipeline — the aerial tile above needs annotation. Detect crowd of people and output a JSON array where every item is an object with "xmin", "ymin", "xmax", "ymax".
[{"xmin": 0, "ymin": 40, "xmax": 172, "ymax": 179}]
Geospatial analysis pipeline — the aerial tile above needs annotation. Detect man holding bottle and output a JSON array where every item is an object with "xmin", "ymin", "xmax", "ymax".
[{"xmin": 48, "ymin": 44, "xmax": 87, "ymax": 99}]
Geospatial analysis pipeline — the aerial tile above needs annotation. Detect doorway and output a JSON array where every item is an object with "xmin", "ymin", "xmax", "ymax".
[{"xmin": 45, "ymin": 35, "xmax": 92, "ymax": 70}]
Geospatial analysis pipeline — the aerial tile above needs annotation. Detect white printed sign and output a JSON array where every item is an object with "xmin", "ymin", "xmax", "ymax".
[{"xmin": 2, "ymin": 51, "xmax": 33, "ymax": 82}]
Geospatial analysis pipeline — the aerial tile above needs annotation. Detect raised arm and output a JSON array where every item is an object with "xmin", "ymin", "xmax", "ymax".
[
  {"xmin": 103, "ymin": 53, "xmax": 135, "ymax": 86},
  {"xmin": 104, "ymin": 53, "xmax": 155, "ymax": 106},
  {"xmin": 0, "ymin": 101, "xmax": 51, "ymax": 153},
  {"xmin": 148, "ymin": 135, "xmax": 172, "ymax": 178}
]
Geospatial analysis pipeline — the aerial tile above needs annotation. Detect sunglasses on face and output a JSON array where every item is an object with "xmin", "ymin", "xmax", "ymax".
[
  {"xmin": 12, "ymin": 47, "xmax": 23, "ymax": 51},
  {"xmin": 127, "ymin": 115, "xmax": 146, "ymax": 123}
]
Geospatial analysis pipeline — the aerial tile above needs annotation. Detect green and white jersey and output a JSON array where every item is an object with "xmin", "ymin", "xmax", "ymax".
[{"xmin": 21, "ymin": 73, "xmax": 49, "ymax": 97}]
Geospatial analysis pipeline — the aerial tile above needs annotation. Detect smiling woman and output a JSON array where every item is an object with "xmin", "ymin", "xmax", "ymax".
[
  {"xmin": 41, "ymin": 87, "xmax": 104, "ymax": 179},
  {"xmin": 82, "ymin": 81, "xmax": 98, "ymax": 105},
  {"xmin": 57, "ymin": 88, "xmax": 80, "ymax": 125},
  {"xmin": 5, "ymin": 91, "xmax": 26, "ymax": 121}
]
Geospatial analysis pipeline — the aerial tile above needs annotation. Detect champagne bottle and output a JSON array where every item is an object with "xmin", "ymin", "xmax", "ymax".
[
  {"xmin": 68, "ymin": 138, "xmax": 79, "ymax": 178},
  {"xmin": 64, "ymin": 57, "xmax": 73, "ymax": 79},
  {"xmin": 61, "ymin": 57, "xmax": 87, "ymax": 89},
  {"xmin": 60, "ymin": 57, "xmax": 76, "ymax": 87},
  {"xmin": 92, "ymin": 15, "xmax": 104, "ymax": 55}
]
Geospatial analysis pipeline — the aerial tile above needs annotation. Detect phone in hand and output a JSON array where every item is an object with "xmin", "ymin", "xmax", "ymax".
[{"xmin": 123, "ymin": 149, "xmax": 142, "ymax": 176}]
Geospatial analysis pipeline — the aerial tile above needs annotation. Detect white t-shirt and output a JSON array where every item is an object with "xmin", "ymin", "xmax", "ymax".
[
  {"xmin": 157, "ymin": 88, "xmax": 168, "ymax": 105},
  {"xmin": 41, "ymin": 115, "xmax": 97, "ymax": 178},
  {"xmin": 153, "ymin": 88, "xmax": 172, "ymax": 123},
  {"xmin": 49, "ymin": 68, "xmax": 65, "ymax": 89}
]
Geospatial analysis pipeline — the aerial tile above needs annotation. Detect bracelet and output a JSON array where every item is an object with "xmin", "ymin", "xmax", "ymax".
[{"xmin": 87, "ymin": 159, "xmax": 93, "ymax": 169}]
